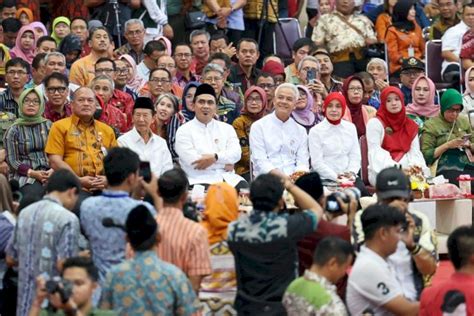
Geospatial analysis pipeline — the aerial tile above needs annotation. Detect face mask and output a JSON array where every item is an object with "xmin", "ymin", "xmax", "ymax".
[{"xmin": 94, "ymin": 108, "xmax": 103, "ymax": 119}]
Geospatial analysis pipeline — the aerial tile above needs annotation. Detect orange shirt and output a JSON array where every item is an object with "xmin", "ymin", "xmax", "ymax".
[
  {"xmin": 69, "ymin": 54, "xmax": 98, "ymax": 87},
  {"xmin": 386, "ymin": 25, "xmax": 425, "ymax": 74},
  {"xmin": 45, "ymin": 114, "xmax": 117, "ymax": 177},
  {"xmin": 155, "ymin": 207, "xmax": 212, "ymax": 277},
  {"xmin": 375, "ymin": 13, "xmax": 391, "ymax": 42}
]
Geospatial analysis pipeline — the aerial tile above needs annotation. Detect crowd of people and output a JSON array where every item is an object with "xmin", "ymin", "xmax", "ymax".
[{"xmin": 0, "ymin": 0, "xmax": 473, "ymax": 314}]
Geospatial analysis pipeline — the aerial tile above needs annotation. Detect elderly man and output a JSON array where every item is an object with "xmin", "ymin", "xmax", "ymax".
[
  {"xmin": 37, "ymin": 52, "xmax": 80, "ymax": 100},
  {"xmin": 312, "ymin": 0, "xmax": 377, "ymax": 78},
  {"xmin": 118, "ymin": 97, "xmax": 173, "ymax": 177},
  {"xmin": 190, "ymin": 30, "xmax": 211, "ymax": 76},
  {"xmin": 249, "ymin": 83, "xmax": 309, "ymax": 177},
  {"xmin": 69, "ymin": 27, "xmax": 112, "ymax": 87},
  {"xmin": 175, "ymin": 83, "xmax": 244, "ymax": 186},
  {"xmin": 114, "ymin": 19, "xmax": 145, "ymax": 64},
  {"xmin": 297, "ymin": 55, "xmax": 327, "ymax": 102},
  {"xmin": 45, "ymin": 87, "xmax": 117, "ymax": 193}
]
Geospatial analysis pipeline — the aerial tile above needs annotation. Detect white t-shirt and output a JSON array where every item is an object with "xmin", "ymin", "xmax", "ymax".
[
  {"xmin": 441, "ymin": 21, "xmax": 469, "ymax": 76},
  {"xmin": 347, "ymin": 246, "xmax": 403, "ymax": 316},
  {"xmin": 388, "ymin": 241, "xmax": 418, "ymax": 301}
]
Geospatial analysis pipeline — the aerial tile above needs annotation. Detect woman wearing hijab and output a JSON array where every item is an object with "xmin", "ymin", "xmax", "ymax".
[
  {"xmin": 9, "ymin": 25, "xmax": 37, "ymax": 64},
  {"xmin": 3, "ymin": 88, "xmax": 52, "ymax": 196},
  {"xmin": 29, "ymin": 21, "xmax": 48, "ymax": 38},
  {"xmin": 16, "ymin": 8, "xmax": 33, "ymax": 26},
  {"xmin": 406, "ymin": 75, "xmax": 439, "ymax": 130},
  {"xmin": 233, "ymin": 86, "xmax": 267, "ymax": 180},
  {"xmin": 155, "ymin": 35, "xmax": 172, "ymax": 56},
  {"xmin": 342, "ymin": 75, "xmax": 377, "ymax": 138},
  {"xmin": 119, "ymin": 54, "xmax": 146, "ymax": 93},
  {"xmin": 182, "ymin": 81, "xmax": 200, "ymax": 122},
  {"xmin": 462, "ymin": 66, "xmax": 474, "ymax": 114},
  {"xmin": 51, "ymin": 16, "xmax": 71, "ymax": 45},
  {"xmin": 292, "ymin": 85, "xmax": 319, "ymax": 132},
  {"xmin": 309, "ymin": 92, "xmax": 362, "ymax": 185},
  {"xmin": 367, "ymin": 86, "xmax": 428, "ymax": 185},
  {"xmin": 58, "ymin": 34, "xmax": 82, "ymax": 73},
  {"xmin": 385, "ymin": 0, "xmax": 424, "ymax": 76},
  {"xmin": 421, "ymin": 89, "xmax": 474, "ymax": 186},
  {"xmin": 200, "ymin": 182, "xmax": 239, "ymax": 316}
]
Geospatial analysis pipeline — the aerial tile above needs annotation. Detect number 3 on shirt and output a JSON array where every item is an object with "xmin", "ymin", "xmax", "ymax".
[{"xmin": 377, "ymin": 282, "xmax": 390, "ymax": 295}]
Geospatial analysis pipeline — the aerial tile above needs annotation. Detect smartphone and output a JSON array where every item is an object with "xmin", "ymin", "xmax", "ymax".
[
  {"xmin": 139, "ymin": 161, "xmax": 152, "ymax": 183},
  {"xmin": 307, "ymin": 69, "xmax": 316, "ymax": 84}
]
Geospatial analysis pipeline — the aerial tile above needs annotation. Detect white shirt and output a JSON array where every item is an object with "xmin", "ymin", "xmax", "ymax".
[
  {"xmin": 136, "ymin": 62, "xmax": 150, "ymax": 82},
  {"xmin": 366, "ymin": 118, "xmax": 429, "ymax": 186},
  {"xmin": 117, "ymin": 127, "xmax": 173, "ymax": 177},
  {"xmin": 250, "ymin": 112, "xmax": 309, "ymax": 176},
  {"xmin": 347, "ymin": 246, "xmax": 403, "ymax": 316},
  {"xmin": 308, "ymin": 119, "xmax": 361, "ymax": 181},
  {"xmin": 441, "ymin": 20, "xmax": 468, "ymax": 75},
  {"xmin": 175, "ymin": 118, "xmax": 242, "ymax": 185},
  {"xmin": 388, "ymin": 241, "xmax": 418, "ymax": 301}
]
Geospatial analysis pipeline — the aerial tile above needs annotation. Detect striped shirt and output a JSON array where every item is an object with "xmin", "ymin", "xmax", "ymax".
[
  {"xmin": 0, "ymin": 88, "xmax": 19, "ymax": 117},
  {"xmin": 4, "ymin": 121, "xmax": 52, "ymax": 187},
  {"xmin": 155, "ymin": 207, "xmax": 212, "ymax": 277}
]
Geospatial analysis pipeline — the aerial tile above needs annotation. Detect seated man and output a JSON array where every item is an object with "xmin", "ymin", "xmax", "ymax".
[
  {"xmin": 250, "ymin": 83, "xmax": 309, "ymax": 177},
  {"xmin": 136, "ymin": 40, "xmax": 167, "ymax": 82},
  {"xmin": 45, "ymin": 87, "xmax": 117, "ymax": 194},
  {"xmin": 429, "ymin": 0, "xmax": 460, "ymax": 40},
  {"xmin": 420, "ymin": 225, "xmax": 474, "ymax": 315},
  {"xmin": 175, "ymin": 83, "xmax": 243, "ymax": 186},
  {"xmin": 398, "ymin": 58, "xmax": 425, "ymax": 105},
  {"xmin": 347, "ymin": 203, "xmax": 420, "ymax": 315},
  {"xmin": 285, "ymin": 38, "xmax": 316, "ymax": 84},
  {"xmin": 43, "ymin": 72, "xmax": 72, "ymax": 122},
  {"xmin": 118, "ymin": 97, "xmax": 173, "ymax": 177},
  {"xmin": 283, "ymin": 237, "xmax": 353, "ymax": 315},
  {"xmin": 353, "ymin": 167, "xmax": 437, "ymax": 301}
]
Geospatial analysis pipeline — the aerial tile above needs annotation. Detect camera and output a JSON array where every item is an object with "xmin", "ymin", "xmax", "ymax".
[
  {"xmin": 325, "ymin": 187, "xmax": 361, "ymax": 214},
  {"xmin": 46, "ymin": 277, "xmax": 73, "ymax": 304}
]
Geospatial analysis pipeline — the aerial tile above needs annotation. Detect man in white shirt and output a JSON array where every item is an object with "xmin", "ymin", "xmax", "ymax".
[
  {"xmin": 136, "ymin": 40, "xmax": 168, "ymax": 82},
  {"xmin": 440, "ymin": 5, "xmax": 473, "ymax": 83},
  {"xmin": 175, "ymin": 83, "xmax": 244, "ymax": 187},
  {"xmin": 117, "ymin": 97, "xmax": 173, "ymax": 177},
  {"xmin": 249, "ymin": 83, "xmax": 309, "ymax": 177},
  {"xmin": 347, "ymin": 203, "xmax": 420, "ymax": 316}
]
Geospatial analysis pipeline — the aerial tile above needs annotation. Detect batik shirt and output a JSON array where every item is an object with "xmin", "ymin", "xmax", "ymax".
[
  {"xmin": 8, "ymin": 196, "xmax": 80, "ymax": 316},
  {"xmin": 283, "ymin": 270, "xmax": 348, "ymax": 316},
  {"xmin": 100, "ymin": 250, "xmax": 198, "ymax": 316}
]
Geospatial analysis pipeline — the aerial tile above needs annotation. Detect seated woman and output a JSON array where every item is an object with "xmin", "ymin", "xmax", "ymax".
[
  {"xmin": 233, "ymin": 86, "xmax": 267, "ymax": 181},
  {"xmin": 4, "ymin": 88, "xmax": 52, "ymax": 196},
  {"xmin": 200, "ymin": 182, "xmax": 239, "ymax": 315},
  {"xmin": 16, "ymin": 8, "xmax": 33, "ymax": 26},
  {"xmin": 292, "ymin": 85, "xmax": 319, "ymax": 133},
  {"xmin": 367, "ymin": 86, "xmax": 428, "ymax": 185},
  {"xmin": 386, "ymin": 0, "xmax": 425, "ymax": 76},
  {"xmin": 90, "ymin": 75, "xmax": 128, "ymax": 134},
  {"xmin": 58, "ymin": 34, "xmax": 82, "ymax": 74},
  {"xmin": 309, "ymin": 93, "xmax": 365, "ymax": 192},
  {"xmin": 342, "ymin": 75, "xmax": 377, "ymax": 138},
  {"xmin": 51, "ymin": 16, "xmax": 71, "ymax": 45},
  {"xmin": 182, "ymin": 81, "xmax": 200, "ymax": 122},
  {"xmin": 375, "ymin": 0, "xmax": 398, "ymax": 42},
  {"xmin": 406, "ymin": 75, "xmax": 440, "ymax": 130},
  {"xmin": 152, "ymin": 93, "xmax": 183, "ymax": 157},
  {"xmin": 421, "ymin": 89, "xmax": 474, "ymax": 185},
  {"xmin": 119, "ymin": 54, "xmax": 146, "ymax": 93},
  {"xmin": 9, "ymin": 25, "xmax": 37, "ymax": 65},
  {"xmin": 463, "ymin": 66, "xmax": 474, "ymax": 114}
]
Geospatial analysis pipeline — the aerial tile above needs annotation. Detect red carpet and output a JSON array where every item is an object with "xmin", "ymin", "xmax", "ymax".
[{"xmin": 431, "ymin": 260, "xmax": 455, "ymax": 286}]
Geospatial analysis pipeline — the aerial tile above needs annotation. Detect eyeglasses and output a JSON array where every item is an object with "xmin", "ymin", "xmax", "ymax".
[
  {"xmin": 401, "ymin": 70, "xmax": 423, "ymax": 77},
  {"xmin": 348, "ymin": 87, "xmax": 363, "ymax": 92},
  {"xmin": 96, "ymin": 68, "xmax": 115, "ymax": 74},
  {"xmin": 158, "ymin": 63, "xmax": 176, "ymax": 69},
  {"xmin": 116, "ymin": 68, "xmax": 129, "ymax": 74},
  {"xmin": 445, "ymin": 108, "xmax": 462, "ymax": 114},
  {"xmin": 302, "ymin": 67, "xmax": 318, "ymax": 72},
  {"xmin": 46, "ymin": 86, "xmax": 67, "ymax": 94},
  {"xmin": 23, "ymin": 98, "xmax": 40, "ymax": 105},
  {"xmin": 126, "ymin": 29, "xmax": 144, "ymax": 36},
  {"xmin": 6, "ymin": 70, "xmax": 28, "ymax": 76},
  {"xmin": 247, "ymin": 97, "xmax": 262, "ymax": 103},
  {"xmin": 203, "ymin": 76, "xmax": 223, "ymax": 83},
  {"xmin": 149, "ymin": 78, "xmax": 171, "ymax": 84},
  {"xmin": 258, "ymin": 83, "xmax": 274, "ymax": 89},
  {"xmin": 175, "ymin": 53, "xmax": 192, "ymax": 58}
]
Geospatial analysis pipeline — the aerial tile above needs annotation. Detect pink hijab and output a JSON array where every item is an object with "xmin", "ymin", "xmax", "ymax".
[
  {"xmin": 406, "ymin": 75, "xmax": 440, "ymax": 118},
  {"xmin": 292, "ymin": 85, "xmax": 316, "ymax": 127},
  {"xmin": 154, "ymin": 36, "xmax": 172, "ymax": 56},
  {"xmin": 29, "ymin": 21, "xmax": 48, "ymax": 36},
  {"xmin": 119, "ymin": 54, "xmax": 146, "ymax": 92},
  {"xmin": 10, "ymin": 25, "xmax": 37, "ymax": 64},
  {"xmin": 464, "ymin": 66, "xmax": 474, "ymax": 96}
]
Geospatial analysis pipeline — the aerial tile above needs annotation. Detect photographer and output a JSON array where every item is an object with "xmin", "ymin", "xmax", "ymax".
[
  {"xmin": 29, "ymin": 257, "xmax": 115, "ymax": 316},
  {"xmin": 227, "ymin": 172, "xmax": 323, "ymax": 315},
  {"xmin": 353, "ymin": 167, "xmax": 437, "ymax": 301}
]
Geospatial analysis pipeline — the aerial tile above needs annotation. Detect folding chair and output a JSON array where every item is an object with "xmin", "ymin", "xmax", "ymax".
[
  {"xmin": 273, "ymin": 18, "xmax": 302, "ymax": 66},
  {"xmin": 426, "ymin": 40, "xmax": 452, "ymax": 90},
  {"xmin": 359, "ymin": 135, "xmax": 376, "ymax": 194}
]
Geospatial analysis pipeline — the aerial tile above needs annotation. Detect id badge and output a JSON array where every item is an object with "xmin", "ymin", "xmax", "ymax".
[{"xmin": 408, "ymin": 46, "xmax": 415, "ymax": 57}]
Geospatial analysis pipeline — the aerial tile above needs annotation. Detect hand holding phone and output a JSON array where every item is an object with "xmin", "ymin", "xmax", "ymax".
[{"xmin": 139, "ymin": 161, "xmax": 152, "ymax": 183}]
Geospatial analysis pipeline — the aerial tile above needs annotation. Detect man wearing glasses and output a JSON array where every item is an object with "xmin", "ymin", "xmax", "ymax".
[
  {"xmin": 398, "ymin": 57, "xmax": 425, "ymax": 104},
  {"xmin": 0, "ymin": 58, "xmax": 30, "ymax": 117},
  {"xmin": 174, "ymin": 43, "xmax": 199, "ymax": 89},
  {"xmin": 115, "ymin": 19, "xmax": 146, "ymax": 64},
  {"xmin": 136, "ymin": 40, "xmax": 167, "ymax": 81},
  {"xmin": 140, "ymin": 68, "xmax": 174, "ymax": 103},
  {"xmin": 43, "ymin": 72, "xmax": 72, "ymax": 122},
  {"xmin": 157, "ymin": 55, "xmax": 184, "ymax": 98}
]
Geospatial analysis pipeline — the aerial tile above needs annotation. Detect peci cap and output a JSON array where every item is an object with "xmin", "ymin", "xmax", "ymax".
[
  {"xmin": 125, "ymin": 205, "xmax": 158, "ymax": 247},
  {"xmin": 193, "ymin": 83, "xmax": 216, "ymax": 102},
  {"xmin": 133, "ymin": 97, "xmax": 155, "ymax": 112},
  {"xmin": 401, "ymin": 57, "xmax": 425, "ymax": 72},
  {"xmin": 375, "ymin": 167, "xmax": 411, "ymax": 200}
]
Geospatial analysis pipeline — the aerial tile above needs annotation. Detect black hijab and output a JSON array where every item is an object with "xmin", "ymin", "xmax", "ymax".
[{"xmin": 392, "ymin": 0, "xmax": 416, "ymax": 32}]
